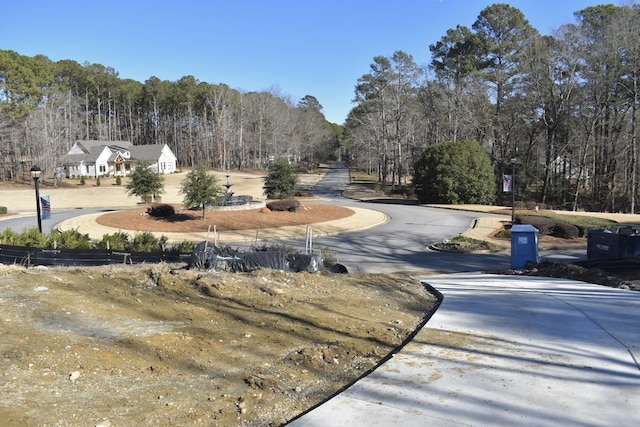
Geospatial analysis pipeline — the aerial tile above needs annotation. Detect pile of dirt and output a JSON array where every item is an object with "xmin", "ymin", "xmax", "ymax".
[
  {"xmin": 489, "ymin": 261, "xmax": 640, "ymax": 292},
  {"xmin": 0, "ymin": 263, "xmax": 438, "ymax": 426}
]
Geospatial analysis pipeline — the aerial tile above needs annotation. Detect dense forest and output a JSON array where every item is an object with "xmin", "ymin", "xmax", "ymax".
[
  {"xmin": 346, "ymin": 3, "xmax": 640, "ymax": 213},
  {"xmin": 1, "ymin": 3, "xmax": 639, "ymax": 213},
  {"xmin": 0, "ymin": 54, "xmax": 343, "ymax": 181}
]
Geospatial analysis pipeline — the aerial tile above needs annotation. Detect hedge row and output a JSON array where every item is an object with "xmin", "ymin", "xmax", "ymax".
[
  {"xmin": 0, "ymin": 227, "xmax": 194, "ymax": 252},
  {"xmin": 517, "ymin": 216, "xmax": 580, "ymax": 239}
]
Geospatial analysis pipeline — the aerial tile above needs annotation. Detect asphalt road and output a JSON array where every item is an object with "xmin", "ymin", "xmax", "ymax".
[
  {"xmin": 258, "ymin": 163, "xmax": 585, "ymax": 273},
  {"xmin": 1, "ymin": 207, "xmax": 125, "ymax": 235},
  {"xmin": 284, "ymin": 163, "xmax": 513, "ymax": 273}
]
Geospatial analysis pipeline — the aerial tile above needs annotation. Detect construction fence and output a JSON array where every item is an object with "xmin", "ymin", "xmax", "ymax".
[{"xmin": 0, "ymin": 244, "xmax": 191, "ymax": 267}]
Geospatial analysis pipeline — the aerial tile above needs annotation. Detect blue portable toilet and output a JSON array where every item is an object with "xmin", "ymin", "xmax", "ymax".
[{"xmin": 511, "ymin": 224, "xmax": 539, "ymax": 269}]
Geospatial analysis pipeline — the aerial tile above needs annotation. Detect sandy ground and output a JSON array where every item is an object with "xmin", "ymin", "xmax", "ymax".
[
  {"xmin": 0, "ymin": 264, "xmax": 437, "ymax": 427},
  {"xmin": 0, "ymin": 170, "xmax": 269, "ymax": 213}
]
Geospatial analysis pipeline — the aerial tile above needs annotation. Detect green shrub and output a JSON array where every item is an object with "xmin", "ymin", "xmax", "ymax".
[
  {"xmin": 170, "ymin": 240, "xmax": 195, "ymax": 253},
  {"xmin": 96, "ymin": 231, "xmax": 131, "ymax": 251},
  {"xmin": 518, "ymin": 215, "xmax": 588, "ymax": 238},
  {"xmin": 413, "ymin": 140, "xmax": 495, "ymax": 204},
  {"xmin": 494, "ymin": 228, "xmax": 511, "ymax": 239},
  {"xmin": 450, "ymin": 235, "xmax": 502, "ymax": 252},
  {"xmin": 46, "ymin": 229, "xmax": 93, "ymax": 249},
  {"xmin": 518, "ymin": 212, "xmax": 615, "ymax": 237},
  {"xmin": 319, "ymin": 246, "xmax": 337, "ymax": 268},
  {"xmin": 148, "ymin": 204, "xmax": 176, "ymax": 218},
  {"xmin": 517, "ymin": 216, "xmax": 556, "ymax": 235},
  {"xmin": 516, "ymin": 212, "xmax": 617, "ymax": 237},
  {"xmin": 0, "ymin": 228, "xmax": 19, "ymax": 245},
  {"xmin": 129, "ymin": 232, "xmax": 166, "ymax": 252},
  {"xmin": 0, "ymin": 206, "xmax": 7, "ymax": 215},
  {"xmin": 267, "ymin": 199, "xmax": 300, "ymax": 212},
  {"xmin": 157, "ymin": 235, "xmax": 169, "ymax": 251},
  {"xmin": 551, "ymin": 222, "xmax": 580, "ymax": 239},
  {"xmin": 115, "ymin": 175, "xmax": 122, "ymax": 186},
  {"xmin": 16, "ymin": 227, "xmax": 46, "ymax": 247},
  {"xmin": 263, "ymin": 158, "xmax": 299, "ymax": 199},
  {"xmin": 79, "ymin": 176, "xmax": 86, "ymax": 185},
  {"xmin": 96, "ymin": 176, "xmax": 101, "ymax": 186}
]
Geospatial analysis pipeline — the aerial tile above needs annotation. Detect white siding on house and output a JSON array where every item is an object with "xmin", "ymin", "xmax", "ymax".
[{"xmin": 62, "ymin": 141, "xmax": 178, "ymax": 178}]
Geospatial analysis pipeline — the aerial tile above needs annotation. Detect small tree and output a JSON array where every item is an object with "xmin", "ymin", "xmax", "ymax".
[
  {"xmin": 180, "ymin": 164, "xmax": 224, "ymax": 219},
  {"xmin": 413, "ymin": 140, "xmax": 496, "ymax": 204},
  {"xmin": 263, "ymin": 158, "xmax": 299, "ymax": 199},
  {"xmin": 125, "ymin": 161, "xmax": 164, "ymax": 207}
]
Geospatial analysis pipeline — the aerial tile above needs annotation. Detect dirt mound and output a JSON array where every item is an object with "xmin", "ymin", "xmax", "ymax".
[
  {"xmin": 0, "ymin": 264, "xmax": 438, "ymax": 426},
  {"xmin": 489, "ymin": 261, "xmax": 640, "ymax": 291}
]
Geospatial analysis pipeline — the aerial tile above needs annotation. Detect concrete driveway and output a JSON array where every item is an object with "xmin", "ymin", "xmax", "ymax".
[{"xmin": 289, "ymin": 273, "xmax": 640, "ymax": 426}]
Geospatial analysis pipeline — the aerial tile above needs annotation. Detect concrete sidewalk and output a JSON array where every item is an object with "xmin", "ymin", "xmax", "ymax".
[{"xmin": 289, "ymin": 273, "xmax": 640, "ymax": 426}]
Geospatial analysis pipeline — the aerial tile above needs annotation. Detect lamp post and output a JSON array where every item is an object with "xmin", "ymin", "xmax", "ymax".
[
  {"xmin": 30, "ymin": 166, "xmax": 43, "ymax": 233},
  {"xmin": 511, "ymin": 157, "xmax": 516, "ymax": 225}
]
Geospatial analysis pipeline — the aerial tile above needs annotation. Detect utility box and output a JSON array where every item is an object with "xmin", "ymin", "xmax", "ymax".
[{"xmin": 511, "ymin": 224, "xmax": 539, "ymax": 269}]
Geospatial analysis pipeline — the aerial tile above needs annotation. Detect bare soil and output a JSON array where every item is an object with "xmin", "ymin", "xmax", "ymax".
[
  {"xmin": 503, "ymin": 260, "xmax": 640, "ymax": 291},
  {"xmin": 0, "ymin": 264, "xmax": 437, "ymax": 427}
]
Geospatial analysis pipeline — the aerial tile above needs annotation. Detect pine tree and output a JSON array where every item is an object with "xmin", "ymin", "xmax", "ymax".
[
  {"xmin": 125, "ymin": 161, "xmax": 164, "ymax": 207},
  {"xmin": 263, "ymin": 158, "xmax": 299, "ymax": 199},
  {"xmin": 180, "ymin": 165, "xmax": 224, "ymax": 219}
]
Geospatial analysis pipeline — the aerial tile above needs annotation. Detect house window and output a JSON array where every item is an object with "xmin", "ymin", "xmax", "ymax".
[
  {"xmin": 99, "ymin": 165, "xmax": 106, "ymax": 173},
  {"xmin": 86, "ymin": 165, "xmax": 90, "ymax": 174},
  {"xmin": 161, "ymin": 162, "xmax": 166, "ymax": 171}
]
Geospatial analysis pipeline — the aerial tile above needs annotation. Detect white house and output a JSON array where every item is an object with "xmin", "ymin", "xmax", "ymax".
[{"xmin": 61, "ymin": 140, "xmax": 177, "ymax": 178}]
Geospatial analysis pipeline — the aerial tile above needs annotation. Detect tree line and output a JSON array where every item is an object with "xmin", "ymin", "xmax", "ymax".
[
  {"xmin": 2, "ymin": 3, "xmax": 639, "ymax": 213},
  {"xmin": 0, "ymin": 54, "xmax": 343, "ymax": 181},
  {"xmin": 346, "ymin": 3, "xmax": 640, "ymax": 213}
]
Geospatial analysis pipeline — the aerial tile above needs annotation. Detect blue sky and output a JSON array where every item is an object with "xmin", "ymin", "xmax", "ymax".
[{"xmin": 2, "ymin": 0, "xmax": 618, "ymax": 124}]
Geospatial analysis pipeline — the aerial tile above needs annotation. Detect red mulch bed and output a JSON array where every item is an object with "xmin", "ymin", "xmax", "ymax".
[{"xmin": 96, "ymin": 202, "xmax": 354, "ymax": 232}]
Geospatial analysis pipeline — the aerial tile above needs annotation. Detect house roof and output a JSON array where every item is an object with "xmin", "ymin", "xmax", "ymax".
[
  {"xmin": 62, "ymin": 153, "xmax": 88, "ymax": 165},
  {"xmin": 61, "ymin": 141, "xmax": 173, "ymax": 167},
  {"xmin": 130, "ymin": 144, "xmax": 165, "ymax": 161},
  {"xmin": 75, "ymin": 140, "xmax": 133, "ymax": 153},
  {"xmin": 61, "ymin": 146, "xmax": 107, "ymax": 164}
]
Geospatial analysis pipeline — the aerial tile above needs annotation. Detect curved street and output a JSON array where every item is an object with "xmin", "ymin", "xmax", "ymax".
[{"xmin": 267, "ymin": 162, "xmax": 583, "ymax": 273}]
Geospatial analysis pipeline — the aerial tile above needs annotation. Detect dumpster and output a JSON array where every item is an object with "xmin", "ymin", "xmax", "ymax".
[
  {"xmin": 511, "ymin": 224, "xmax": 539, "ymax": 269},
  {"xmin": 587, "ymin": 225, "xmax": 640, "ymax": 260}
]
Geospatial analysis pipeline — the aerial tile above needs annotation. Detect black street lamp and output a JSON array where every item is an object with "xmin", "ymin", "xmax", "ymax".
[
  {"xmin": 30, "ymin": 166, "xmax": 43, "ymax": 233},
  {"xmin": 511, "ymin": 157, "xmax": 516, "ymax": 225}
]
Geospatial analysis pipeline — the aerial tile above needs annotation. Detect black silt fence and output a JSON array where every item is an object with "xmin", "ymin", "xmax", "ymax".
[{"xmin": 0, "ymin": 244, "xmax": 191, "ymax": 267}]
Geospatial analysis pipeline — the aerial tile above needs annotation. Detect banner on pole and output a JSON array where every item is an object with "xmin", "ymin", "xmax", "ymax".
[
  {"xmin": 503, "ymin": 174, "xmax": 513, "ymax": 192},
  {"xmin": 40, "ymin": 195, "xmax": 51, "ymax": 219}
]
